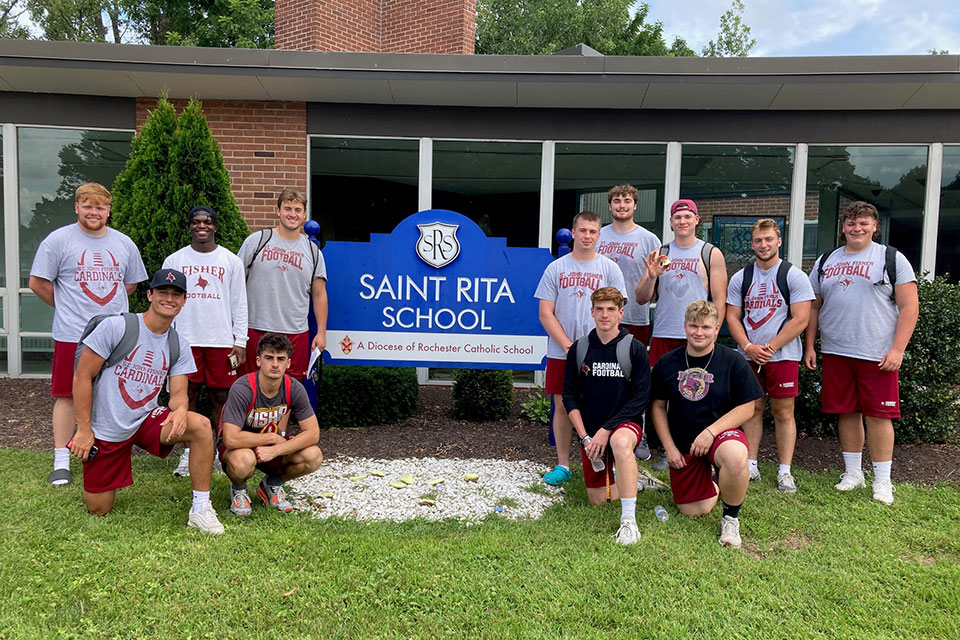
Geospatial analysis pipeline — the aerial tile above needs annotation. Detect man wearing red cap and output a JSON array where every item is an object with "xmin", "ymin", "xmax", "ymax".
[{"xmin": 636, "ymin": 199, "xmax": 728, "ymax": 367}]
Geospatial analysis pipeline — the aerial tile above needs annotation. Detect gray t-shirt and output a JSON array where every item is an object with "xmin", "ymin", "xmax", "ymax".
[
  {"xmin": 652, "ymin": 240, "xmax": 711, "ymax": 340},
  {"xmin": 221, "ymin": 373, "xmax": 313, "ymax": 436},
  {"xmin": 810, "ymin": 243, "xmax": 916, "ymax": 362},
  {"xmin": 727, "ymin": 260, "xmax": 815, "ymax": 363},
  {"xmin": 597, "ymin": 224, "xmax": 661, "ymax": 326},
  {"xmin": 30, "ymin": 225, "xmax": 147, "ymax": 342},
  {"xmin": 534, "ymin": 254, "xmax": 627, "ymax": 360},
  {"xmin": 83, "ymin": 315, "xmax": 196, "ymax": 443},
  {"xmin": 237, "ymin": 230, "xmax": 327, "ymax": 334}
]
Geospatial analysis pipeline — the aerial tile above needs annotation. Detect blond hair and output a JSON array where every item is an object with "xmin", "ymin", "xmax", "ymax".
[
  {"xmin": 684, "ymin": 300, "xmax": 720, "ymax": 325},
  {"xmin": 751, "ymin": 218, "xmax": 781, "ymax": 239},
  {"xmin": 75, "ymin": 183, "xmax": 111, "ymax": 205}
]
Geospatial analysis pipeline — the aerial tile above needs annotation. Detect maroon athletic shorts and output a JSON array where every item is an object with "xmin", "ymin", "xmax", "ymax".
[
  {"xmin": 821, "ymin": 354, "xmax": 900, "ymax": 418},
  {"xmin": 749, "ymin": 360, "xmax": 800, "ymax": 399},
  {"xmin": 244, "ymin": 329, "xmax": 310, "ymax": 380},
  {"xmin": 188, "ymin": 346, "xmax": 240, "ymax": 389},
  {"xmin": 621, "ymin": 324, "xmax": 650, "ymax": 346},
  {"xmin": 581, "ymin": 421, "xmax": 643, "ymax": 489},
  {"xmin": 669, "ymin": 429, "xmax": 748, "ymax": 505},
  {"xmin": 51, "ymin": 340, "xmax": 78, "ymax": 398},
  {"xmin": 648, "ymin": 337, "xmax": 686, "ymax": 367},
  {"xmin": 82, "ymin": 407, "xmax": 174, "ymax": 493},
  {"xmin": 544, "ymin": 357, "xmax": 566, "ymax": 395}
]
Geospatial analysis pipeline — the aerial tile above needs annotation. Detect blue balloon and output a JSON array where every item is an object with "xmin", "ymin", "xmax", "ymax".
[
  {"xmin": 304, "ymin": 220, "xmax": 320, "ymax": 238},
  {"xmin": 556, "ymin": 228, "xmax": 572, "ymax": 244}
]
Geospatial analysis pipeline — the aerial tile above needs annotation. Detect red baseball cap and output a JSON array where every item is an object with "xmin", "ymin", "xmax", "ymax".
[{"xmin": 670, "ymin": 199, "xmax": 699, "ymax": 215}]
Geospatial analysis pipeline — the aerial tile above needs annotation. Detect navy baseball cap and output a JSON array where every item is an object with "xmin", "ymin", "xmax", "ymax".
[{"xmin": 149, "ymin": 268, "xmax": 187, "ymax": 292}]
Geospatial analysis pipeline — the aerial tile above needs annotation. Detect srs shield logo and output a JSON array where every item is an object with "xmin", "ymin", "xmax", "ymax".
[{"xmin": 416, "ymin": 222, "xmax": 461, "ymax": 268}]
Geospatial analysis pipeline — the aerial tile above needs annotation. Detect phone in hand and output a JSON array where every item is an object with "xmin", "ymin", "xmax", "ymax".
[
  {"xmin": 67, "ymin": 437, "xmax": 99, "ymax": 461},
  {"xmin": 227, "ymin": 353, "xmax": 240, "ymax": 370}
]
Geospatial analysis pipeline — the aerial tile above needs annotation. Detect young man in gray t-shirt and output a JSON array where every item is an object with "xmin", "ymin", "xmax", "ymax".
[
  {"xmin": 29, "ymin": 182, "xmax": 147, "ymax": 486},
  {"xmin": 71, "ymin": 269, "xmax": 225, "ymax": 534},
  {"xmin": 219, "ymin": 332, "xmax": 323, "ymax": 517},
  {"xmin": 236, "ymin": 188, "xmax": 327, "ymax": 380}
]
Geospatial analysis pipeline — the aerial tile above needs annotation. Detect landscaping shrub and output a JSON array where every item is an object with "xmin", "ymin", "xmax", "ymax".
[
  {"xmin": 451, "ymin": 369, "xmax": 514, "ymax": 421},
  {"xmin": 317, "ymin": 366, "xmax": 419, "ymax": 429},
  {"xmin": 520, "ymin": 387, "xmax": 550, "ymax": 424},
  {"xmin": 796, "ymin": 274, "xmax": 960, "ymax": 443}
]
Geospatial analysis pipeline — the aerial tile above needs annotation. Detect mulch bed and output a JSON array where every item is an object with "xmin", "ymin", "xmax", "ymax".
[{"xmin": 2, "ymin": 378, "xmax": 957, "ymax": 486}]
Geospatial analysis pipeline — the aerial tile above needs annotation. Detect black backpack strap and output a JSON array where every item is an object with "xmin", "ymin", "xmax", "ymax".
[
  {"xmin": 167, "ymin": 327, "xmax": 180, "ymax": 372},
  {"xmin": 245, "ymin": 229, "xmax": 273, "ymax": 281},
  {"xmin": 816, "ymin": 246, "xmax": 843, "ymax": 284},
  {"xmin": 701, "ymin": 241, "xmax": 715, "ymax": 302},
  {"xmin": 575, "ymin": 337, "xmax": 589, "ymax": 373},
  {"xmin": 884, "ymin": 245, "xmax": 898, "ymax": 301},
  {"xmin": 776, "ymin": 260, "xmax": 794, "ymax": 333},
  {"xmin": 653, "ymin": 245, "xmax": 670, "ymax": 300},
  {"xmin": 616, "ymin": 334, "xmax": 634, "ymax": 381},
  {"xmin": 310, "ymin": 240, "xmax": 320, "ymax": 278},
  {"xmin": 740, "ymin": 263, "xmax": 755, "ymax": 311}
]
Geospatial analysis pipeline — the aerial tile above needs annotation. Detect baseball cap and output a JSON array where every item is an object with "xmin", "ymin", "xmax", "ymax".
[
  {"xmin": 670, "ymin": 199, "xmax": 699, "ymax": 215},
  {"xmin": 149, "ymin": 268, "xmax": 187, "ymax": 292},
  {"xmin": 188, "ymin": 205, "xmax": 218, "ymax": 226}
]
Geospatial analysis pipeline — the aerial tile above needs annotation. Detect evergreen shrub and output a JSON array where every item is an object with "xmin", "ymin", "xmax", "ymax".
[
  {"xmin": 451, "ymin": 369, "xmax": 514, "ymax": 421},
  {"xmin": 317, "ymin": 366, "xmax": 419, "ymax": 429},
  {"xmin": 796, "ymin": 275, "xmax": 960, "ymax": 443}
]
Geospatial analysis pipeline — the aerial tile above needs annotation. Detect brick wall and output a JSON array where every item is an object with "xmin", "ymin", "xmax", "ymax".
[
  {"xmin": 135, "ymin": 98, "xmax": 307, "ymax": 231},
  {"xmin": 275, "ymin": 0, "xmax": 475, "ymax": 53}
]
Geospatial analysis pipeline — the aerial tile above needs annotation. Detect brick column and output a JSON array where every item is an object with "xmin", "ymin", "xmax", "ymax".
[{"xmin": 135, "ymin": 99, "xmax": 307, "ymax": 231}]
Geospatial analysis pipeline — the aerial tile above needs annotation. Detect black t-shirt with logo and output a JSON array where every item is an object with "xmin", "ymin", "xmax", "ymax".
[{"xmin": 650, "ymin": 344, "xmax": 763, "ymax": 455}]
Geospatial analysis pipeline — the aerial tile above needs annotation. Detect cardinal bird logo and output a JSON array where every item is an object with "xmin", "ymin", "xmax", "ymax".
[
  {"xmin": 837, "ymin": 277, "xmax": 854, "ymax": 291},
  {"xmin": 196, "ymin": 275, "xmax": 209, "ymax": 290}
]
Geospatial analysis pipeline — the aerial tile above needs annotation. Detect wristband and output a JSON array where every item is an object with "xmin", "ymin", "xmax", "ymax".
[
  {"xmin": 705, "ymin": 428, "xmax": 716, "ymax": 438},
  {"xmin": 580, "ymin": 434, "xmax": 591, "ymax": 445}
]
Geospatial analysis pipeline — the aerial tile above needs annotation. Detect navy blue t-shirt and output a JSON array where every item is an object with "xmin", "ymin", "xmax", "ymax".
[{"xmin": 651, "ymin": 344, "xmax": 763, "ymax": 455}]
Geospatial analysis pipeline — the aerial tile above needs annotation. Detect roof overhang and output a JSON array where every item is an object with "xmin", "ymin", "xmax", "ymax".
[{"xmin": 2, "ymin": 39, "xmax": 960, "ymax": 110}]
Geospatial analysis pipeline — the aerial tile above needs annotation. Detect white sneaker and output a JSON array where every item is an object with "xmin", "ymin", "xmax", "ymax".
[
  {"xmin": 613, "ymin": 518, "xmax": 640, "ymax": 545},
  {"xmin": 834, "ymin": 470, "xmax": 866, "ymax": 491},
  {"xmin": 187, "ymin": 503, "xmax": 225, "ymax": 535},
  {"xmin": 749, "ymin": 467, "xmax": 761, "ymax": 482},
  {"xmin": 230, "ymin": 487, "xmax": 252, "ymax": 517},
  {"xmin": 719, "ymin": 515, "xmax": 742, "ymax": 548},
  {"xmin": 872, "ymin": 479, "xmax": 895, "ymax": 505},
  {"xmin": 777, "ymin": 472, "xmax": 797, "ymax": 494},
  {"xmin": 637, "ymin": 468, "xmax": 668, "ymax": 492},
  {"xmin": 173, "ymin": 450, "xmax": 190, "ymax": 478}
]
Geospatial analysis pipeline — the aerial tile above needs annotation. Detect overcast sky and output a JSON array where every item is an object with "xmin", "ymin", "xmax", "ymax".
[{"xmin": 653, "ymin": 0, "xmax": 960, "ymax": 57}]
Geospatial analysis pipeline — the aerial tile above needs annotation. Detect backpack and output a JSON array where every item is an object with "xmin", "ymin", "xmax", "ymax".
[
  {"xmin": 655, "ymin": 241, "xmax": 717, "ymax": 302},
  {"xmin": 575, "ymin": 333, "xmax": 634, "ymax": 381},
  {"xmin": 217, "ymin": 372, "xmax": 295, "ymax": 439},
  {"xmin": 245, "ymin": 229, "xmax": 320, "ymax": 282},
  {"xmin": 816, "ymin": 244, "xmax": 897, "ymax": 302},
  {"xmin": 74, "ymin": 313, "xmax": 180, "ymax": 383},
  {"xmin": 740, "ymin": 260, "xmax": 794, "ymax": 332}
]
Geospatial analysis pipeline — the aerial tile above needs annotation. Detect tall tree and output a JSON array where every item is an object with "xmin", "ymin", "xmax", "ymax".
[
  {"xmin": 701, "ymin": 0, "xmax": 756, "ymax": 57},
  {"xmin": 1, "ymin": 0, "xmax": 29, "ymax": 38},
  {"xmin": 477, "ymin": 0, "xmax": 696, "ymax": 57}
]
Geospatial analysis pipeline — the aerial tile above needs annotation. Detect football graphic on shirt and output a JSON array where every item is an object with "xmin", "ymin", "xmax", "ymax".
[
  {"xmin": 76, "ymin": 250, "xmax": 121, "ymax": 306},
  {"xmin": 116, "ymin": 345, "xmax": 168, "ymax": 410},
  {"xmin": 745, "ymin": 282, "xmax": 780, "ymax": 331}
]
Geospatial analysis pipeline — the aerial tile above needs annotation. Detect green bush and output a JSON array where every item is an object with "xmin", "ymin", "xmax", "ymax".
[
  {"xmin": 111, "ymin": 95, "xmax": 249, "ymax": 311},
  {"xmin": 451, "ymin": 369, "xmax": 514, "ymax": 421},
  {"xmin": 520, "ymin": 386, "xmax": 550, "ymax": 424},
  {"xmin": 796, "ymin": 275, "xmax": 960, "ymax": 443},
  {"xmin": 317, "ymin": 366, "xmax": 419, "ymax": 429}
]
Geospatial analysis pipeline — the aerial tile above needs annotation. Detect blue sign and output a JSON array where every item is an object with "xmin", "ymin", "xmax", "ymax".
[{"xmin": 322, "ymin": 210, "xmax": 553, "ymax": 369}]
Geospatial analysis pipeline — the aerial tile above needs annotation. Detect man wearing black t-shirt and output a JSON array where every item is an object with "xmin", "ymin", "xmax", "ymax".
[
  {"xmin": 650, "ymin": 301, "xmax": 763, "ymax": 548},
  {"xmin": 563, "ymin": 287, "xmax": 651, "ymax": 545}
]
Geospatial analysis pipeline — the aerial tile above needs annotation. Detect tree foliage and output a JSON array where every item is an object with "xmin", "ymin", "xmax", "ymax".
[
  {"xmin": 702, "ymin": 0, "xmax": 756, "ymax": 57},
  {"xmin": 25, "ymin": 0, "xmax": 273, "ymax": 47},
  {"xmin": 476, "ymin": 0, "xmax": 696, "ymax": 57},
  {"xmin": 111, "ymin": 95, "xmax": 249, "ymax": 311},
  {"xmin": 1, "ymin": 0, "xmax": 29, "ymax": 38}
]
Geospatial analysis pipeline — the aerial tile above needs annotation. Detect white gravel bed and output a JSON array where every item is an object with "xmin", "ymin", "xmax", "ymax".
[{"xmin": 286, "ymin": 456, "xmax": 564, "ymax": 523}]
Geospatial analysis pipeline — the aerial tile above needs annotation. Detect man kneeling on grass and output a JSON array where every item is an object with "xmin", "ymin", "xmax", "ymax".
[
  {"xmin": 219, "ymin": 332, "xmax": 323, "ymax": 517},
  {"xmin": 650, "ymin": 301, "xmax": 763, "ymax": 548},
  {"xmin": 562, "ymin": 287, "xmax": 652, "ymax": 545}
]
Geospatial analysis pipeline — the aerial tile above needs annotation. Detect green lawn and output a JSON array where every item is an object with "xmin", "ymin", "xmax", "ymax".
[{"xmin": 2, "ymin": 448, "xmax": 958, "ymax": 639}]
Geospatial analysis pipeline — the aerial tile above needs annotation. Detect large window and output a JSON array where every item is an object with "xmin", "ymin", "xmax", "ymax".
[
  {"xmin": 553, "ymin": 143, "xmax": 666, "ymax": 246},
  {"xmin": 679, "ymin": 145, "xmax": 796, "ymax": 275},
  {"xmin": 15, "ymin": 127, "xmax": 133, "ymax": 374},
  {"xmin": 938, "ymin": 147, "xmax": 960, "ymax": 283},
  {"xmin": 807, "ymin": 146, "xmax": 926, "ymax": 270},
  {"xmin": 432, "ymin": 141, "xmax": 541, "ymax": 248},
  {"xmin": 309, "ymin": 137, "xmax": 419, "ymax": 242}
]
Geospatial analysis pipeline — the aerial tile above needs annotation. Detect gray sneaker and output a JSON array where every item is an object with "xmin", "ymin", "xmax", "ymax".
[
  {"xmin": 613, "ymin": 518, "xmax": 640, "ymax": 545},
  {"xmin": 173, "ymin": 449, "xmax": 191, "ymax": 478},
  {"xmin": 257, "ymin": 479, "xmax": 292, "ymax": 513},
  {"xmin": 719, "ymin": 515, "xmax": 742, "ymax": 548},
  {"xmin": 187, "ymin": 503, "xmax": 225, "ymax": 535},
  {"xmin": 777, "ymin": 472, "xmax": 797, "ymax": 493},
  {"xmin": 637, "ymin": 468, "xmax": 668, "ymax": 492},
  {"xmin": 230, "ymin": 487, "xmax": 252, "ymax": 517},
  {"xmin": 749, "ymin": 467, "xmax": 761, "ymax": 482},
  {"xmin": 651, "ymin": 456, "xmax": 669, "ymax": 471},
  {"xmin": 634, "ymin": 429, "xmax": 651, "ymax": 461}
]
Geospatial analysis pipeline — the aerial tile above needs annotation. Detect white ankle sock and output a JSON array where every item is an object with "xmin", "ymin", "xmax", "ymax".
[
  {"xmin": 842, "ymin": 452, "xmax": 862, "ymax": 474},
  {"xmin": 620, "ymin": 497, "xmax": 636, "ymax": 520},
  {"xmin": 557, "ymin": 465, "xmax": 569, "ymax": 472},
  {"xmin": 180, "ymin": 448, "xmax": 191, "ymax": 460},
  {"xmin": 873, "ymin": 460, "xmax": 892, "ymax": 483},
  {"xmin": 191, "ymin": 490, "xmax": 210, "ymax": 513},
  {"xmin": 748, "ymin": 459, "xmax": 759, "ymax": 473},
  {"xmin": 54, "ymin": 447, "xmax": 70, "ymax": 470},
  {"xmin": 778, "ymin": 464, "xmax": 791, "ymax": 476}
]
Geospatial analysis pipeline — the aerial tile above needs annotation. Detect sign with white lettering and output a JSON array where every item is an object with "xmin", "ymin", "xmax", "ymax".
[{"xmin": 323, "ymin": 210, "xmax": 553, "ymax": 369}]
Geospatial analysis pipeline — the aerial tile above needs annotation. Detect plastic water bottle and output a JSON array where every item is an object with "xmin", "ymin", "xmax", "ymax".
[
  {"xmin": 654, "ymin": 505, "xmax": 669, "ymax": 522},
  {"xmin": 590, "ymin": 456, "xmax": 605, "ymax": 473}
]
